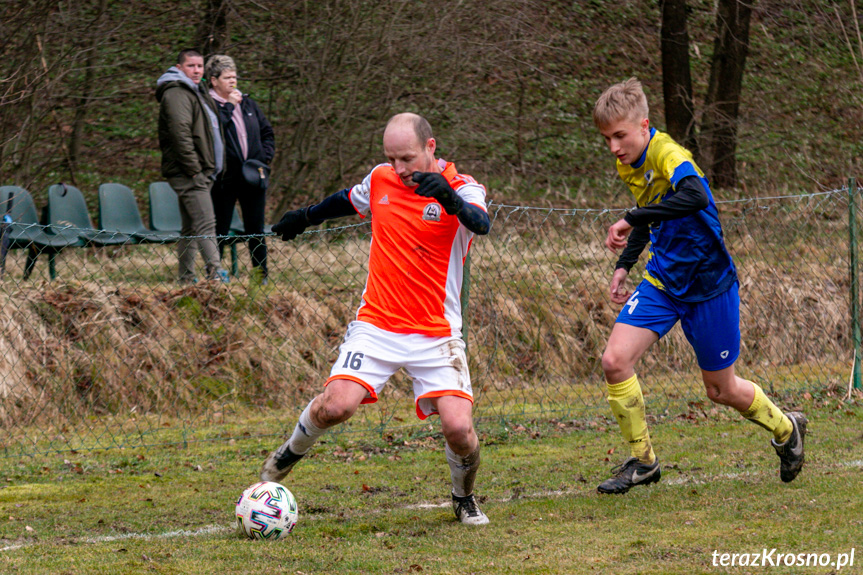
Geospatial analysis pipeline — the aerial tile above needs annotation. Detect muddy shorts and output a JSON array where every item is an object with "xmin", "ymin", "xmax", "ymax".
[{"xmin": 326, "ymin": 321, "xmax": 473, "ymax": 419}]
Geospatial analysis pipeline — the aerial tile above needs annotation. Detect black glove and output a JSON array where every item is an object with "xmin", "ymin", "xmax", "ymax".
[
  {"xmin": 271, "ymin": 207, "xmax": 311, "ymax": 241},
  {"xmin": 412, "ymin": 171, "xmax": 462, "ymax": 215}
]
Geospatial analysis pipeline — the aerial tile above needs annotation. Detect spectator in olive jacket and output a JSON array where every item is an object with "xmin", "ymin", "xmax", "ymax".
[{"xmin": 155, "ymin": 48, "xmax": 229, "ymax": 283}]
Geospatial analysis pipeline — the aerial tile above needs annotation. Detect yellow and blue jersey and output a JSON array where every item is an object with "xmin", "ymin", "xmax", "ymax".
[{"xmin": 616, "ymin": 128, "xmax": 737, "ymax": 302}]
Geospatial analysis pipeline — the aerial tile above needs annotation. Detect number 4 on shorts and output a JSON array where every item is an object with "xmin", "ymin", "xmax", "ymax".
[
  {"xmin": 626, "ymin": 291, "xmax": 640, "ymax": 315},
  {"xmin": 342, "ymin": 351, "xmax": 364, "ymax": 370}
]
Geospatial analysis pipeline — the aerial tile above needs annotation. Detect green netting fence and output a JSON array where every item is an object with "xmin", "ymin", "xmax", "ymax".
[{"xmin": 0, "ymin": 185, "xmax": 857, "ymax": 458}]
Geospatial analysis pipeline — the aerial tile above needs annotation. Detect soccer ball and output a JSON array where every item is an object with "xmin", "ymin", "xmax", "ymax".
[{"xmin": 235, "ymin": 481, "xmax": 298, "ymax": 540}]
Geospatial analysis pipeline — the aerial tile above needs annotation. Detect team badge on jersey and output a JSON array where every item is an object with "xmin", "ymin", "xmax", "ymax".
[
  {"xmin": 644, "ymin": 170, "xmax": 655, "ymax": 186},
  {"xmin": 422, "ymin": 203, "xmax": 441, "ymax": 222}
]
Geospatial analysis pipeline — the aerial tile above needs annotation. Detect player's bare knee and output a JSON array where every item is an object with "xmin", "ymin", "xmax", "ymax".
[
  {"xmin": 441, "ymin": 423, "xmax": 473, "ymax": 452},
  {"xmin": 600, "ymin": 350, "xmax": 615, "ymax": 375},
  {"xmin": 702, "ymin": 371, "xmax": 742, "ymax": 406},
  {"xmin": 705, "ymin": 384, "xmax": 739, "ymax": 407},
  {"xmin": 313, "ymin": 398, "xmax": 355, "ymax": 427},
  {"xmin": 601, "ymin": 349, "xmax": 628, "ymax": 379},
  {"xmin": 705, "ymin": 385, "xmax": 723, "ymax": 403},
  {"xmin": 442, "ymin": 424, "xmax": 470, "ymax": 446}
]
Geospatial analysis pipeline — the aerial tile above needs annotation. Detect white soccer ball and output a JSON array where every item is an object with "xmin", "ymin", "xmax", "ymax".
[{"xmin": 235, "ymin": 481, "xmax": 298, "ymax": 540}]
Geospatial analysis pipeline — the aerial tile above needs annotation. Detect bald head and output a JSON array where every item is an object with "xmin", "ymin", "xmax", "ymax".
[
  {"xmin": 385, "ymin": 113, "xmax": 433, "ymax": 147},
  {"xmin": 383, "ymin": 113, "xmax": 438, "ymax": 186}
]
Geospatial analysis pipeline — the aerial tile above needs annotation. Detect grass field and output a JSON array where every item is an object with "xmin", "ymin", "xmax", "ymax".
[{"xmin": 0, "ymin": 391, "xmax": 860, "ymax": 575}]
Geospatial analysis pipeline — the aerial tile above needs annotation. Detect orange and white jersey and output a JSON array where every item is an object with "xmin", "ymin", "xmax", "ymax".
[{"xmin": 348, "ymin": 158, "xmax": 487, "ymax": 338}]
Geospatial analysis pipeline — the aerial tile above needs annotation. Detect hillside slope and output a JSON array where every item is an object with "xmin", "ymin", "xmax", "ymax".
[{"xmin": 0, "ymin": 0, "xmax": 859, "ymax": 214}]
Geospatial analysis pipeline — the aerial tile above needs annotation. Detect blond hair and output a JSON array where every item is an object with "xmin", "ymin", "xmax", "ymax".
[
  {"xmin": 592, "ymin": 77, "xmax": 649, "ymax": 128},
  {"xmin": 204, "ymin": 54, "xmax": 236, "ymax": 82}
]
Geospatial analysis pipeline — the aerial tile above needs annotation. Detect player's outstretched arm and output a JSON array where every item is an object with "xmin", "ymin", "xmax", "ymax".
[
  {"xmin": 411, "ymin": 171, "xmax": 490, "ymax": 235},
  {"xmin": 623, "ymin": 176, "xmax": 708, "ymax": 227},
  {"xmin": 271, "ymin": 189, "xmax": 357, "ymax": 241}
]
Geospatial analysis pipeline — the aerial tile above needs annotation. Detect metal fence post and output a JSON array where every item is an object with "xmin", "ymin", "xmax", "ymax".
[{"xmin": 849, "ymin": 177, "xmax": 862, "ymax": 390}]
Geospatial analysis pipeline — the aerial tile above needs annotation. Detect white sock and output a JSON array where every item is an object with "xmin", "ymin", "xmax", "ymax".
[
  {"xmin": 446, "ymin": 443, "xmax": 481, "ymax": 498},
  {"xmin": 277, "ymin": 399, "xmax": 326, "ymax": 457}
]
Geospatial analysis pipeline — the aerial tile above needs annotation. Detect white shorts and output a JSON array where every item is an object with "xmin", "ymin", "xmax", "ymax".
[{"xmin": 326, "ymin": 321, "xmax": 473, "ymax": 420}]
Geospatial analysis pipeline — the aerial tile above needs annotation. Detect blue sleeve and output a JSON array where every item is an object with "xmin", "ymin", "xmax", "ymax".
[
  {"xmin": 306, "ymin": 189, "xmax": 357, "ymax": 224},
  {"xmin": 456, "ymin": 201, "xmax": 491, "ymax": 235},
  {"xmin": 669, "ymin": 161, "xmax": 699, "ymax": 188}
]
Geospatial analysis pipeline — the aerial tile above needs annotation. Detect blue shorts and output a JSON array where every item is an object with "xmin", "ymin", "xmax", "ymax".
[{"xmin": 615, "ymin": 280, "xmax": 741, "ymax": 371}]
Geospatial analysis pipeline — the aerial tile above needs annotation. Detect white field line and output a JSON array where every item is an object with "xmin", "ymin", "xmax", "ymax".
[
  {"xmin": 85, "ymin": 524, "xmax": 228, "ymax": 543},
  {"xmin": 0, "ymin": 525, "xmax": 231, "ymax": 552},
  {"xmin": 663, "ymin": 472, "xmax": 757, "ymax": 486},
  {"xmin": 2, "ymin": 459, "xmax": 862, "ymax": 553}
]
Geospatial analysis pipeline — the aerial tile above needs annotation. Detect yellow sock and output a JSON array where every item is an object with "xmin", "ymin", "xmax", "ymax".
[
  {"xmin": 740, "ymin": 382, "xmax": 792, "ymax": 442},
  {"xmin": 607, "ymin": 374, "xmax": 655, "ymax": 464}
]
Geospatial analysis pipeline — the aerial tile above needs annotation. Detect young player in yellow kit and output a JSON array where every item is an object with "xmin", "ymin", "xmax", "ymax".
[{"xmin": 592, "ymin": 78, "xmax": 806, "ymax": 494}]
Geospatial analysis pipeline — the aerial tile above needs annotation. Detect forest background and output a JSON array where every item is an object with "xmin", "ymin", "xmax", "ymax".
[
  {"xmin": 0, "ymin": 6, "xmax": 861, "ymax": 570},
  {"xmin": 1, "ymin": 0, "xmax": 861, "ymax": 218}
]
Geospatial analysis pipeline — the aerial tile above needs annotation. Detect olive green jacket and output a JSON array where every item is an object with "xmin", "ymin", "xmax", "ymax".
[{"xmin": 155, "ymin": 68, "xmax": 224, "ymax": 179}]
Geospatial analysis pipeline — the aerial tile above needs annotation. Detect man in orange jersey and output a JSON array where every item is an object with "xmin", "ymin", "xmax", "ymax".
[{"xmin": 261, "ymin": 113, "xmax": 491, "ymax": 525}]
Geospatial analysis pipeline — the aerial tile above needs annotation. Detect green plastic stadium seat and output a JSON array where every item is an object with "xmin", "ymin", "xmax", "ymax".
[
  {"xmin": 149, "ymin": 182, "xmax": 249, "ymax": 277},
  {"xmin": 46, "ymin": 183, "xmax": 131, "ymax": 246},
  {"xmin": 98, "ymin": 183, "xmax": 179, "ymax": 244},
  {"xmin": 0, "ymin": 186, "xmax": 81, "ymax": 279},
  {"xmin": 148, "ymin": 182, "xmax": 182, "ymax": 234}
]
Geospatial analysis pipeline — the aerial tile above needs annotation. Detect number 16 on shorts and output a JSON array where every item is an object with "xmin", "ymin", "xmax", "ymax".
[{"xmin": 342, "ymin": 351, "xmax": 364, "ymax": 371}]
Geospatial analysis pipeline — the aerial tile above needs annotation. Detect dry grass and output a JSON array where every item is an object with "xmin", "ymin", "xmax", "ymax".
[{"xmin": 0, "ymin": 196, "xmax": 853, "ymax": 454}]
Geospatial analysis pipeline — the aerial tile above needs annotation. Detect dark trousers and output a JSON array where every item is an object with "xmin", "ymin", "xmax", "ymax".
[{"xmin": 211, "ymin": 177, "xmax": 268, "ymax": 277}]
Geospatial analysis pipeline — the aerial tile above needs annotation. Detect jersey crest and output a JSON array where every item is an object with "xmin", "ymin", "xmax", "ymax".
[
  {"xmin": 644, "ymin": 169, "xmax": 654, "ymax": 187},
  {"xmin": 422, "ymin": 203, "xmax": 441, "ymax": 222}
]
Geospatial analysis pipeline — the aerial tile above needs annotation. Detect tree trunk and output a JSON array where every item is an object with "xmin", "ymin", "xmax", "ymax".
[
  {"xmin": 660, "ymin": 0, "xmax": 698, "ymax": 155},
  {"xmin": 702, "ymin": 0, "xmax": 753, "ymax": 188},
  {"xmin": 69, "ymin": 0, "xmax": 109, "ymax": 171},
  {"xmin": 194, "ymin": 0, "xmax": 230, "ymax": 57}
]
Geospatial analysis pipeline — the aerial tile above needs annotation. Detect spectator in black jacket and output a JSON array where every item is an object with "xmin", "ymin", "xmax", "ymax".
[{"xmin": 205, "ymin": 55, "xmax": 275, "ymax": 283}]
